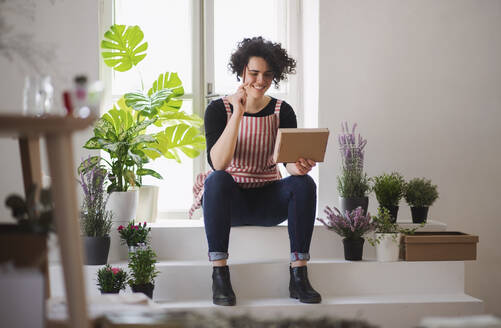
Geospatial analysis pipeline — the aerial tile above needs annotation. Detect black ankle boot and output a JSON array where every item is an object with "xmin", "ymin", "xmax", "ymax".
[
  {"xmin": 289, "ymin": 266, "xmax": 321, "ymax": 304},
  {"xmin": 212, "ymin": 266, "xmax": 236, "ymax": 306}
]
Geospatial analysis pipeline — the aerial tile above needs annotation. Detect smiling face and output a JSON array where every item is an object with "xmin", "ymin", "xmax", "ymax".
[{"xmin": 242, "ymin": 56, "xmax": 274, "ymax": 97}]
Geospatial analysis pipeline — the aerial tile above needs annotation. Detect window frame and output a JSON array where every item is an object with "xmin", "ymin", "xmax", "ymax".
[{"xmin": 99, "ymin": 0, "xmax": 303, "ymax": 220}]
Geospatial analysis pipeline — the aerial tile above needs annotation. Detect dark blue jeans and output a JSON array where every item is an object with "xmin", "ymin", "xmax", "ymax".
[{"xmin": 202, "ymin": 170, "xmax": 317, "ymax": 262}]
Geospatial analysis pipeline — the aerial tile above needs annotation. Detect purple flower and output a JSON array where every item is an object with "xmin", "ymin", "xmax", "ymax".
[{"xmin": 317, "ymin": 206, "xmax": 373, "ymax": 239}]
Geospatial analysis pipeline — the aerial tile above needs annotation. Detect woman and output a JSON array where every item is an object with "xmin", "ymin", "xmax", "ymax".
[{"xmin": 191, "ymin": 37, "xmax": 321, "ymax": 306}]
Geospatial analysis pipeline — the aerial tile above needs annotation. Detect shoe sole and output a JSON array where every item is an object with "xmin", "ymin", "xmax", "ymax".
[
  {"xmin": 213, "ymin": 298, "xmax": 236, "ymax": 306},
  {"xmin": 290, "ymin": 292, "xmax": 321, "ymax": 304}
]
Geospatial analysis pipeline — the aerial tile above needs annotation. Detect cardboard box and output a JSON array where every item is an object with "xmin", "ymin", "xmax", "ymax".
[
  {"xmin": 273, "ymin": 128, "xmax": 329, "ymax": 163},
  {"xmin": 401, "ymin": 231, "xmax": 479, "ymax": 261}
]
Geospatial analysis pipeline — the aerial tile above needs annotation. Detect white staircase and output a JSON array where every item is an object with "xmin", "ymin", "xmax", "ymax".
[{"xmin": 49, "ymin": 219, "xmax": 483, "ymax": 328}]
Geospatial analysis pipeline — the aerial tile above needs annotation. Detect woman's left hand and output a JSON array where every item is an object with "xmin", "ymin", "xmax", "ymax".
[{"xmin": 286, "ymin": 158, "xmax": 316, "ymax": 176}]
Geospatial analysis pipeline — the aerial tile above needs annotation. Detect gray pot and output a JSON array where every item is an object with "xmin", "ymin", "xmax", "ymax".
[
  {"xmin": 339, "ymin": 196, "xmax": 369, "ymax": 216},
  {"xmin": 83, "ymin": 236, "xmax": 110, "ymax": 265}
]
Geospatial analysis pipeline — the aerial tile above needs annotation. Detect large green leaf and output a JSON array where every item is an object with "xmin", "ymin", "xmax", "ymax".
[
  {"xmin": 77, "ymin": 156, "xmax": 100, "ymax": 174},
  {"xmin": 101, "ymin": 25, "xmax": 148, "ymax": 72},
  {"xmin": 157, "ymin": 111, "xmax": 203, "ymax": 128},
  {"xmin": 147, "ymin": 124, "xmax": 206, "ymax": 163},
  {"xmin": 136, "ymin": 168, "xmax": 163, "ymax": 180},
  {"xmin": 148, "ymin": 72, "xmax": 184, "ymax": 97},
  {"xmin": 124, "ymin": 89, "xmax": 172, "ymax": 118},
  {"xmin": 148, "ymin": 72, "xmax": 184, "ymax": 116}
]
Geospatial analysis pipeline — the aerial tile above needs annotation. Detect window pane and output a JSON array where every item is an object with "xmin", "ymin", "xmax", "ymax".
[
  {"xmin": 141, "ymin": 100, "xmax": 194, "ymax": 212},
  {"xmin": 114, "ymin": 0, "xmax": 192, "ymax": 95},
  {"xmin": 213, "ymin": 0, "xmax": 287, "ymax": 95}
]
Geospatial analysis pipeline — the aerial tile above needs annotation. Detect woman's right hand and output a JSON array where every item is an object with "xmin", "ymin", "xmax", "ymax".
[{"xmin": 227, "ymin": 82, "xmax": 249, "ymax": 116}]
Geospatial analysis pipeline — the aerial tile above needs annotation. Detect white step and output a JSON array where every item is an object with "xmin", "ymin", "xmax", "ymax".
[
  {"xmin": 49, "ymin": 259, "xmax": 466, "ymax": 301},
  {"xmin": 105, "ymin": 219, "xmax": 446, "ymax": 262},
  {"xmin": 47, "ymin": 219, "xmax": 447, "ymax": 264},
  {"xmin": 156, "ymin": 294, "xmax": 483, "ymax": 328}
]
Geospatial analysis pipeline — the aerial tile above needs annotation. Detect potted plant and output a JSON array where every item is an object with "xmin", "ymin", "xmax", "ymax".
[
  {"xmin": 337, "ymin": 122, "xmax": 371, "ymax": 214},
  {"xmin": 372, "ymin": 172, "xmax": 406, "ymax": 223},
  {"xmin": 317, "ymin": 206, "xmax": 373, "ymax": 261},
  {"xmin": 1, "ymin": 185, "xmax": 53, "ymax": 271},
  {"xmin": 128, "ymin": 247, "xmax": 159, "ymax": 299},
  {"xmin": 96, "ymin": 264, "xmax": 128, "ymax": 294},
  {"xmin": 368, "ymin": 208, "xmax": 420, "ymax": 262},
  {"xmin": 78, "ymin": 159, "xmax": 113, "ymax": 265},
  {"xmin": 81, "ymin": 24, "xmax": 205, "ymax": 220},
  {"xmin": 118, "ymin": 220, "xmax": 151, "ymax": 254},
  {"xmin": 404, "ymin": 178, "xmax": 439, "ymax": 223}
]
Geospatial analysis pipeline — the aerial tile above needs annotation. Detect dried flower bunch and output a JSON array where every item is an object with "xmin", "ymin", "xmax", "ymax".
[
  {"xmin": 317, "ymin": 206, "xmax": 373, "ymax": 240},
  {"xmin": 96, "ymin": 264, "xmax": 128, "ymax": 293},
  {"xmin": 118, "ymin": 220, "xmax": 151, "ymax": 247},
  {"xmin": 337, "ymin": 122, "xmax": 371, "ymax": 198},
  {"xmin": 78, "ymin": 157, "xmax": 113, "ymax": 237}
]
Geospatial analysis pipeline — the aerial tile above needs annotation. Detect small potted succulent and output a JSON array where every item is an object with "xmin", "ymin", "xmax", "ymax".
[
  {"xmin": 337, "ymin": 122, "xmax": 371, "ymax": 215},
  {"xmin": 404, "ymin": 178, "xmax": 439, "ymax": 223},
  {"xmin": 128, "ymin": 247, "xmax": 159, "ymax": 299},
  {"xmin": 78, "ymin": 159, "xmax": 113, "ymax": 265},
  {"xmin": 118, "ymin": 220, "xmax": 151, "ymax": 254},
  {"xmin": 317, "ymin": 206, "xmax": 373, "ymax": 261},
  {"xmin": 372, "ymin": 172, "xmax": 406, "ymax": 223},
  {"xmin": 96, "ymin": 264, "xmax": 128, "ymax": 294}
]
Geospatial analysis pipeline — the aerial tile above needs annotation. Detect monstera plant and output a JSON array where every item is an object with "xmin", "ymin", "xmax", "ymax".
[{"xmin": 81, "ymin": 25, "xmax": 205, "ymax": 193}]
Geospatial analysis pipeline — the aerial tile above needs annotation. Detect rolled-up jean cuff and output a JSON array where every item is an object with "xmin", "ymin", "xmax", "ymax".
[
  {"xmin": 209, "ymin": 252, "xmax": 229, "ymax": 261},
  {"xmin": 290, "ymin": 252, "xmax": 310, "ymax": 262}
]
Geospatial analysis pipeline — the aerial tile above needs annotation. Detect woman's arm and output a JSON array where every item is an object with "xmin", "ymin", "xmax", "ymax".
[{"xmin": 209, "ymin": 84, "xmax": 248, "ymax": 170}]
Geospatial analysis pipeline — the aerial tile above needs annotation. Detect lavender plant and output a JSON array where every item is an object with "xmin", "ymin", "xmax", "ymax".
[
  {"xmin": 78, "ymin": 158, "xmax": 113, "ymax": 237},
  {"xmin": 337, "ymin": 122, "xmax": 371, "ymax": 198},
  {"xmin": 317, "ymin": 206, "xmax": 373, "ymax": 240},
  {"xmin": 338, "ymin": 122, "xmax": 367, "ymax": 171}
]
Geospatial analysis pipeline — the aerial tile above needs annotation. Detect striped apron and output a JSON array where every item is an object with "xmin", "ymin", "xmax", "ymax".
[{"xmin": 189, "ymin": 97, "xmax": 282, "ymax": 218}]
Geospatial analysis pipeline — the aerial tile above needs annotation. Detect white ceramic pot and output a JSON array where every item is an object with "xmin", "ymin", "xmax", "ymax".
[
  {"xmin": 107, "ymin": 190, "xmax": 139, "ymax": 221},
  {"xmin": 135, "ymin": 185, "xmax": 159, "ymax": 223},
  {"xmin": 375, "ymin": 233, "xmax": 401, "ymax": 262}
]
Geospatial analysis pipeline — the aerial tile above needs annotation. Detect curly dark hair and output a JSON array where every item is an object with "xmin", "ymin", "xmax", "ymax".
[{"xmin": 228, "ymin": 36, "xmax": 296, "ymax": 88}]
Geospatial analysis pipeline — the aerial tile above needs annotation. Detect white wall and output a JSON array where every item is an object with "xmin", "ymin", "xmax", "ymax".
[
  {"xmin": 0, "ymin": 0, "xmax": 99, "ymax": 221},
  {"xmin": 318, "ymin": 0, "xmax": 501, "ymax": 316}
]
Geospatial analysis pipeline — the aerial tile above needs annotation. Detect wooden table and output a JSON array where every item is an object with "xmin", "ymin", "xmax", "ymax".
[{"xmin": 0, "ymin": 114, "xmax": 95, "ymax": 328}]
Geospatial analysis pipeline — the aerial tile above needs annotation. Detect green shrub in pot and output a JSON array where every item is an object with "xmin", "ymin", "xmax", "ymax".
[
  {"xmin": 404, "ymin": 178, "xmax": 439, "ymax": 223},
  {"xmin": 372, "ymin": 172, "xmax": 406, "ymax": 222}
]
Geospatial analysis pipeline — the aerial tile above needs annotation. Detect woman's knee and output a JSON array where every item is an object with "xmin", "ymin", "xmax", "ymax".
[
  {"xmin": 205, "ymin": 170, "xmax": 235, "ymax": 192},
  {"xmin": 290, "ymin": 174, "xmax": 317, "ymax": 195}
]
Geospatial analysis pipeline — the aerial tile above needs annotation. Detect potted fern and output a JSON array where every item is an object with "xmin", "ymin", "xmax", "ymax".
[
  {"xmin": 404, "ymin": 178, "xmax": 439, "ymax": 223},
  {"xmin": 81, "ymin": 24, "xmax": 205, "ymax": 220},
  {"xmin": 372, "ymin": 172, "xmax": 406, "ymax": 223},
  {"xmin": 128, "ymin": 247, "xmax": 159, "ymax": 299},
  {"xmin": 317, "ymin": 206, "xmax": 373, "ymax": 261},
  {"xmin": 78, "ymin": 159, "xmax": 113, "ymax": 265},
  {"xmin": 337, "ymin": 122, "xmax": 371, "ymax": 215}
]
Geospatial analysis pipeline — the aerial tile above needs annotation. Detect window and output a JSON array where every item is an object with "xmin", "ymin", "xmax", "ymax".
[{"xmin": 100, "ymin": 0, "xmax": 303, "ymax": 219}]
